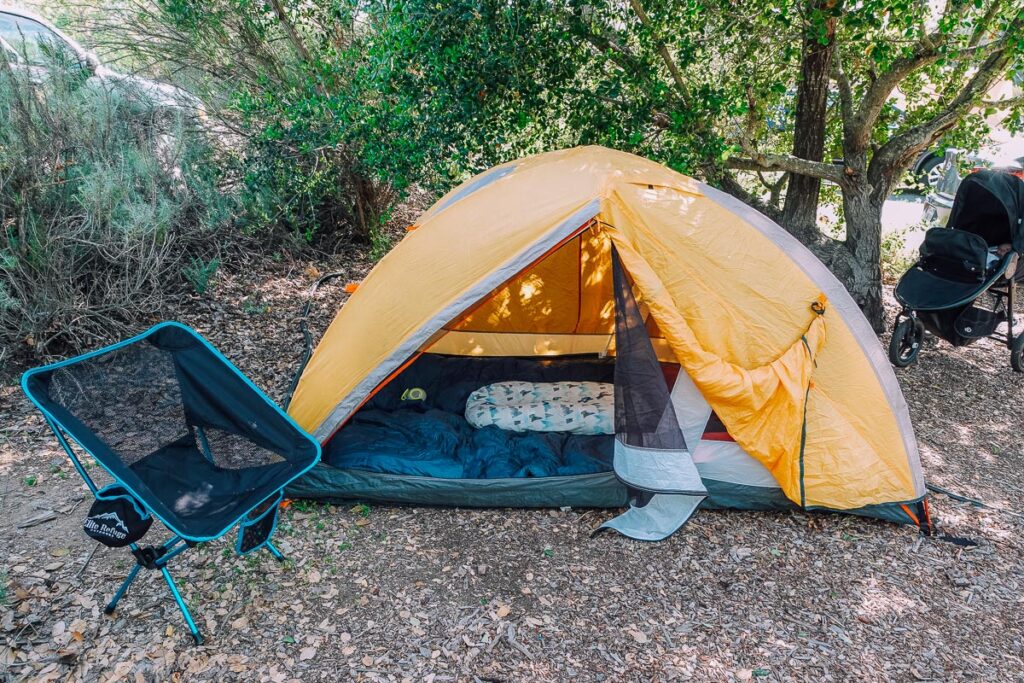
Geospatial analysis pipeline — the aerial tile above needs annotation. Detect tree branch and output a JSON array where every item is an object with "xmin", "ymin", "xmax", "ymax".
[
  {"xmin": 871, "ymin": 26, "xmax": 1018, "ymax": 182},
  {"xmin": 577, "ymin": 31, "xmax": 642, "ymax": 74},
  {"xmin": 268, "ymin": 0, "xmax": 312, "ymax": 63},
  {"xmin": 969, "ymin": 0, "xmax": 1004, "ymax": 48},
  {"xmin": 706, "ymin": 167, "xmax": 784, "ymax": 222},
  {"xmin": 833, "ymin": 54, "xmax": 854, "ymax": 124},
  {"xmin": 983, "ymin": 94, "xmax": 1024, "ymax": 109},
  {"xmin": 563, "ymin": 10, "xmax": 653, "ymax": 85},
  {"xmin": 847, "ymin": 0, "xmax": 972, "ymax": 150},
  {"xmin": 628, "ymin": 0, "xmax": 690, "ymax": 104},
  {"xmin": 759, "ymin": 170, "xmax": 789, "ymax": 209},
  {"xmin": 727, "ymin": 154, "xmax": 844, "ymax": 184}
]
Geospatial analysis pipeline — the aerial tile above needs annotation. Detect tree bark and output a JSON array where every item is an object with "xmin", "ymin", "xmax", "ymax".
[
  {"xmin": 781, "ymin": 1, "xmax": 837, "ymax": 242},
  {"xmin": 840, "ymin": 180, "xmax": 887, "ymax": 331},
  {"xmin": 268, "ymin": 0, "xmax": 312, "ymax": 63},
  {"xmin": 724, "ymin": 8, "xmax": 1021, "ymax": 332}
]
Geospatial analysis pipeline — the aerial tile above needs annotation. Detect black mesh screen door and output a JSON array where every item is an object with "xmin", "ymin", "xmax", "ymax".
[{"xmin": 599, "ymin": 249, "xmax": 707, "ymax": 541}]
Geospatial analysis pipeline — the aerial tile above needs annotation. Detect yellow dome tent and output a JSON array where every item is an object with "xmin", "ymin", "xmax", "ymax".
[{"xmin": 287, "ymin": 146, "xmax": 928, "ymax": 535}]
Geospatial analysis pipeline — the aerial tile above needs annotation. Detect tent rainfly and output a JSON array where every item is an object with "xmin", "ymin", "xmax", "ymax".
[{"xmin": 287, "ymin": 146, "xmax": 929, "ymax": 540}]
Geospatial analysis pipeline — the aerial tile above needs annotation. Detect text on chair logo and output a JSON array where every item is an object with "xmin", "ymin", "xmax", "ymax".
[{"xmin": 85, "ymin": 511, "xmax": 130, "ymax": 540}]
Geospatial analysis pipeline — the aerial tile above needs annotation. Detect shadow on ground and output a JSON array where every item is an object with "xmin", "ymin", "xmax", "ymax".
[{"xmin": 0, "ymin": 269, "xmax": 1021, "ymax": 681}]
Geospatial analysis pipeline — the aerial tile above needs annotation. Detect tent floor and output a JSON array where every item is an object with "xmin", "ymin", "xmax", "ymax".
[
  {"xmin": 285, "ymin": 462, "xmax": 811, "ymax": 513},
  {"xmin": 287, "ymin": 465, "xmax": 630, "ymax": 508},
  {"xmin": 285, "ymin": 462, "xmax": 920, "ymax": 526}
]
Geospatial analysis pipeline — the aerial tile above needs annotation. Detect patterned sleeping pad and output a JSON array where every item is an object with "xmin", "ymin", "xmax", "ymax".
[{"xmin": 465, "ymin": 381, "xmax": 614, "ymax": 435}]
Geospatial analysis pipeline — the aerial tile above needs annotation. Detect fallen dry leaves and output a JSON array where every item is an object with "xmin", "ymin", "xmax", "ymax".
[{"xmin": 1, "ymin": 259, "xmax": 1022, "ymax": 681}]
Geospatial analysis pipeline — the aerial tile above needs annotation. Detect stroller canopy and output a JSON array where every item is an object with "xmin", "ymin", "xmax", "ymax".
[{"xmin": 947, "ymin": 170, "xmax": 1024, "ymax": 252}]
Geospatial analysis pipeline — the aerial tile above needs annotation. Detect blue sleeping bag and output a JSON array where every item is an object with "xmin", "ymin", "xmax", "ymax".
[
  {"xmin": 329, "ymin": 409, "xmax": 467, "ymax": 478},
  {"xmin": 325, "ymin": 355, "xmax": 617, "ymax": 479},
  {"xmin": 326, "ymin": 408, "xmax": 613, "ymax": 479}
]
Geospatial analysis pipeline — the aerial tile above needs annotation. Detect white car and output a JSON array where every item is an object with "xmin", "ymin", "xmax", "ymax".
[
  {"xmin": 0, "ymin": 6, "xmax": 204, "ymax": 118},
  {"xmin": 922, "ymin": 134, "xmax": 1024, "ymax": 226}
]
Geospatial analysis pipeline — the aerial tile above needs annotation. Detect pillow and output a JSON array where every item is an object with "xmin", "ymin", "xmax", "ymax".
[{"xmin": 465, "ymin": 381, "xmax": 614, "ymax": 435}]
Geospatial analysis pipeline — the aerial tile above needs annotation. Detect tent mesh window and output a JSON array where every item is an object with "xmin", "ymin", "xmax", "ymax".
[
  {"xmin": 46, "ymin": 343, "xmax": 284, "ymax": 471},
  {"xmin": 611, "ymin": 250, "xmax": 687, "ymax": 452}
]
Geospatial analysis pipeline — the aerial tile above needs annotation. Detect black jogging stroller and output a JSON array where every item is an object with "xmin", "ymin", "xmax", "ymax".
[{"xmin": 889, "ymin": 170, "xmax": 1024, "ymax": 370}]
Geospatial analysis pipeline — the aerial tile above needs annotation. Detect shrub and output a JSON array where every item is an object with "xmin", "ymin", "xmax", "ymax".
[
  {"xmin": 106, "ymin": 0, "xmax": 405, "ymax": 248},
  {"xmin": 183, "ymin": 257, "xmax": 221, "ymax": 294},
  {"xmin": 0, "ymin": 51, "xmax": 234, "ymax": 365},
  {"xmin": 880, "ymin": 225, "xmax": 922, "ymax": 283}
]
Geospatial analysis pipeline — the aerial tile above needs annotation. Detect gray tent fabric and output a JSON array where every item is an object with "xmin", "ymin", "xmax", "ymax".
[
  {"xmin": 669, "ymin": 363, "xmax": 713, "ymax": 452},
  {"xmin": 611, "ymin": 439, "xmax": 706, "ymax": 495},
  {"xmin": 599, "ymin": 493, "xmax": 705, "ymax": 541},
  {"xmin": 601, "ymin": 251, "xmax": 706, "ymax": 540}
]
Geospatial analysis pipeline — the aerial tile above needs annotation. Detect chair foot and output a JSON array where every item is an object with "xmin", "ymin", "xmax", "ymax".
[
  {"xmin": 160, "ymin": 567, "xmax": 203, "ymax": 645},
  {"xmin": 105, "ymin": 563, "xmax": 142, "ymax": 615},
  {"xmin": 266, "ymin": 541, "xmax": 285, "ymax": 563}
]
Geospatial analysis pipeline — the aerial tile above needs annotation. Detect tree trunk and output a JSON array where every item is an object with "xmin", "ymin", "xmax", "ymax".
[
  {"xmin": 840, "ymin": 181, "xmax": 886, "ymax": 332},
  {"xmin": 780, "ymin": 1, "xmax": 837, "ymax": 242}
]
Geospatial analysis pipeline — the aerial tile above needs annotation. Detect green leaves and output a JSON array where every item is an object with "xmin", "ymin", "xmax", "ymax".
[{"xmin": 125, "ymin": 0, "xmax": 1023, "ymax": 254}]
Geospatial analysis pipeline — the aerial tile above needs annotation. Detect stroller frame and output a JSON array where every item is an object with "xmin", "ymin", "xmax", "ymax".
[
  {"xmin": 889, "ymin": 170, "xmax": 1024, "ymax": 371},
  {"xmin": 890, "ymin": 257, "xmax": 1022, "ymax": 370}
]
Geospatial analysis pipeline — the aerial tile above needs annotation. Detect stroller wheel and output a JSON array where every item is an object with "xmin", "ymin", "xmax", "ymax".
[
  {"xmin": 889, "ymin": 317, "xmax": 924, "ymax": 367},
  {"xmin": 1011, "ymin": 334, "xmax": 1024, "ymax": 373}
]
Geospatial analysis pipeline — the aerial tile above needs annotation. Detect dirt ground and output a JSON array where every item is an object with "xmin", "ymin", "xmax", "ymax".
[{"xmin": 2, "ymin": 256, "xmax": 1023, "ymax": 682}]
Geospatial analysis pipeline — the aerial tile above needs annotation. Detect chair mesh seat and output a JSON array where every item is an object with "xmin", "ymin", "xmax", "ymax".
[
  {"xmin": 130, "ymin": 439, "xmax": 292, "ymax": 538},
  {"xmin": 48, "ymin": 344, "xmax": 186, "ymax": 467},
  {"xmin": 24, "ymin": 324, "xmax": 320, "ymax": 541}
]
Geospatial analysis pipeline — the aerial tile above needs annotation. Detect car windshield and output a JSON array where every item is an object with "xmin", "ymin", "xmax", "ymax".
[
  {"xmin": 0, "ymin": 13, "xmax": 74, "ymax": 66},
  {"xmin": 0, "ymin": 37, "xmax": 17, "ymax": 63}
]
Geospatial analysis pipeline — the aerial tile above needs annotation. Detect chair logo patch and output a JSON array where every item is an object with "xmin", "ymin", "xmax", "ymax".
[
  {"xmin": 85, "ymin": 511, "xmax": 129, "ymax": 541},
  {"xmin": 82, "ymin": 488, "xmax": 153, "ymax": 547}
]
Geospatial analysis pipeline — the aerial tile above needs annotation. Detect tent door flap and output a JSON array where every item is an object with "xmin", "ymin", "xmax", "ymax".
[
  {"xmin": 603, "ymin": 438, "xmax": 707, "ymax": 541},
  {"xmin": 603, "ymin": 246, "xmax": 707, "ymax": 540},
  {"xmin": 599, "ymin": 492, "xmax": 705, "ymax": 541},
  {"xmin": 612, "ymin": 438, "xmax": 707, "ymax": 496}
]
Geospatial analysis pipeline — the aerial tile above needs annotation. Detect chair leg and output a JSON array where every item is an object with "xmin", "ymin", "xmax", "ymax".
[
  {"xmin": 160, "ymin": 567, "xmax": 203, "ymax": 645},
  {"xmin": 104, "ymin": 563, "xmax": 142, "ymax": 615},
  {"xmin": 266, "ymin": 541, "xmax": 286, "ymax": 563}
]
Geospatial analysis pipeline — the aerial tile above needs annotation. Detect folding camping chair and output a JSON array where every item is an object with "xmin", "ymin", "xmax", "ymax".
[{"xmin": 21, "ymin": 322, "xmax": 321, "ymax": 644}]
